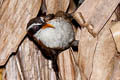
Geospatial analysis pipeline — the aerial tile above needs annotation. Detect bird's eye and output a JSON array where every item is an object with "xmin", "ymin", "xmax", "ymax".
[{"xmin": 27, "ymin": 24, "xmax": 41, "ymax": 35}]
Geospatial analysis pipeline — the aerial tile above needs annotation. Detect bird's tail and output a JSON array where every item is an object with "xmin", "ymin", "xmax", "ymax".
[{"xmin": 52, "ymin": 54, "xmax": 60, "ymax": 80}]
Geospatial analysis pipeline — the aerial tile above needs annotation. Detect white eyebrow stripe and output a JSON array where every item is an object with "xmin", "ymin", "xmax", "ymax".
[{"xmin": 27, "ymin": 23, "xmax": 42, "ymax": 30}]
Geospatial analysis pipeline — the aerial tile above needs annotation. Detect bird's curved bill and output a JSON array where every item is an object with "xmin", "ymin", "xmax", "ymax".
[{"xmin": 42, "ymin": 24, "xmax": 55, "ymax": 29}]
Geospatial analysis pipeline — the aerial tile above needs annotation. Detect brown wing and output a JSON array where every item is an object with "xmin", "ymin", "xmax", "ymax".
[
  {"xmin": 44, "ymin": 14, "xmax": 55, "ymax": 22},
  {"xmin": 55, "ymin": 11, "xmax": 73, "ymax": 22}
]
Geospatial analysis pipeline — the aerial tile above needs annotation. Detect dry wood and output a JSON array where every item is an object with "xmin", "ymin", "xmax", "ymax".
[
  {"xmin": 3, "ymin": 55, "xmax": 21, "ymax": 80},
  {"xmin": 89, "ymin": 16, "xmax": 116, "ymax": 80},
  {"xmin": 67, "ymin": 0, "xmax": 76, "ymax": 13},
  {"xmin": 1, "ymin": 0, "xmax": 120, "ymax": 80},
  {"xmin": 0, "ymin": 0, "xmax": 41, "ymax": 66},
  {"xmin": 110, "ymin": 21, "xmax": 120, "ymax": 52},
  {"xmin": 73, "ymin": 0, "xmax": 120, "ymax": 36},
  {"xmin": 4, "ymin": 40, "xmax": 76, "ymax": 80},
  {"xmin": 46, "ymin": 0, "xmax": 70, "ymax": 14},
  {"xmin": 58, "ymin": 50, "xmax": 76, "ymax": 80},
  {"xmin": 4, "ymin": 37, "xmax": 76, "ymax": 80},
  {"xmin": 111, "ymin": 54, "xmax": 120, "ymax": 80},
  {"xmin": 78, "ymin": 27, "xmax": 98, "ymax": 80},
  {"xmin": 4, "ymin": 38, "xmax": 57, "ymax": 80},
  {"xmin": 78, "ymin": 13, "xmax": 117, "ymax": 80}
]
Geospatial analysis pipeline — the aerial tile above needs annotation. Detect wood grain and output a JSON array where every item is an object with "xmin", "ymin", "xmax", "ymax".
[
  {"xmin": 46, "ymin": 0, "xmax": 70, "ymax": 14},
  {"xmin": 68, "ymin": 0, "xmax": 76, "ymax": 13},
  {"xmin": 90, "ymin": 17, "xmax": 116, "ymax": 80},
  {"xmin": 73, "ymin": 0, "xmax": 120, "ymax": 36},
  {"xmin": 110, "ymin": 21, "xmax": 120, "ymax": 52},
  {"xmin": 0, "ymin": 0, "xmax": 41, "ymax": 66},
  {"xmin": 4, "ymin": 38, "xmax": 57, "ymax": 80},
  {"xmin": 78, "ymin": 13, "xmax": 117, "ymax": 80},
  {"xmin": 111, "ymin": 55, "xmax": 120, "ymax": 80},
  {"xmin": 1, "ymin": 0, "xmax": 120, "ymax": 80},
  {"xmin": 3, "ymin": 0, "xmax": 77, "ymax": 80}
]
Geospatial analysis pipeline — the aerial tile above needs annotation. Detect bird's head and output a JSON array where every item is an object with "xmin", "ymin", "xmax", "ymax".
[{"xmin": 26, "ymin": 17, "xmax": 54, "ymax": 36}]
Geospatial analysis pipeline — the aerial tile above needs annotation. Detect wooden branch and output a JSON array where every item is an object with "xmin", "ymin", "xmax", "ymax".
[
  {"xmin": 0, "ymin": 0, "xmax": 41, "ymax": 66},
  {"xmin": 73, "ymin": 0, "xmax": 120, "ymax": 36}
]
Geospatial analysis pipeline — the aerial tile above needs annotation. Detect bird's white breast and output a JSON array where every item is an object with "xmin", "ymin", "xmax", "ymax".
[{"xmin": 34, "ymin": 18, "xmax": 75, "ymax": 49}]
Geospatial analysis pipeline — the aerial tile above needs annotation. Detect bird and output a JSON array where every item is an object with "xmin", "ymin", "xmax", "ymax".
[
  {"xmin": 26, "ymin": 11, "xmax": 79, "ymax": 80},
  {"xmin": 27, "ymin": 11, "xmax": 78, "ymax": 59}
]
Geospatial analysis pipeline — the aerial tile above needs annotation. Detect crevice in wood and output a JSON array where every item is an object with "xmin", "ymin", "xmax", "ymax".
[
  {"xmin": 74, "ymin": 0, "xmax": 84, "ymax": 8},
  {"xmin": 89, "ymin": 37, "xmax": 98, "ymax": 80},
  {"xmin": 15, "ymin": 52, "xmax": 25, "ymax": 80}
]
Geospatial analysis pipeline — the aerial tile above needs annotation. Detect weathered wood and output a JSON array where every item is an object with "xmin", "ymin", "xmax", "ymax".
[
  {"xmin": 46, "ymin": 0, "xmax": 70, "ymax": 14},
  {"xmin": 115, "ymin": 4, "xmax": 120, "ymax": 20},
  {"xmin": 73, "ymin": 0, "xmax": 120, "ymax": 36},
  {"xmin": 111, "ymin": 55, "xmax": 120, "ymax": 80},
  {"xmin": 4, "ymin": 56, "xmax": 21, "ymax": 80},
  {"xmin": 4, "ymin": 38, "xmax": 57, "ymax": 80},
  {"xmin": 1, "ymin": 0, "xmax": 120, "ymax": 80},
  {"xmin": 89, "ymin": 16, "xmax": 116, "ymax": 80},
  {"xmin": 4, "ymin": 39, "xmax": 76, "ymax": 80},
  {"xmin": 4, "ymin": 0, "xmax": 77, "ymax": 80},
  {"xmin": 110, "ymin": 21, "xmax": 120, "ymax": 52},
  {"xmin": 78, "ymin": 13, "xmax": 117, "ymax": 80},
  {"xmin": 0, "ymin": 0, "xmax": 41, "ymax": 66},
  {"xmin": 58, "ymin": 50, "xmax": 76, "ymax": 80}
]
